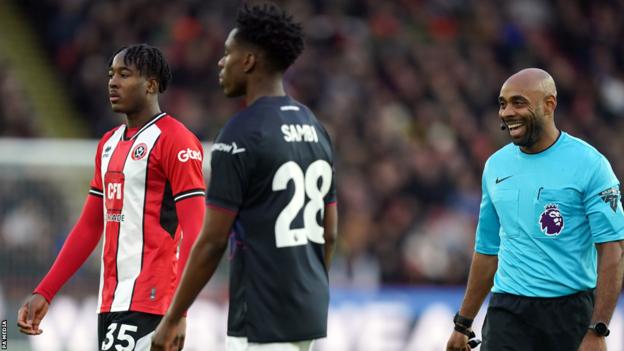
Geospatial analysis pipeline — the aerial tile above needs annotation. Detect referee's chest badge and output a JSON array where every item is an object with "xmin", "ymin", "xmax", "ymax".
[
  {"xmin": 539, "ymin": 203, "xmax": 564, "ymax": 236},
  {"xmin": 131, "ymin": 143, "xmax": 148, "ymax": 160}
]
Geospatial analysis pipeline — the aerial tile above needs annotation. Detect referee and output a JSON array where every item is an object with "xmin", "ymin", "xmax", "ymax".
[{"xmin": 446, "ymin": 68, "xmax": 624, "ymax": 351}]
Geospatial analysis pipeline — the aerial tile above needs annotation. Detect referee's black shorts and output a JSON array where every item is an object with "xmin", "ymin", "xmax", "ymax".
[{"xmin": 482, "ymin": 290, "xmax": 594, "ymax": 351}]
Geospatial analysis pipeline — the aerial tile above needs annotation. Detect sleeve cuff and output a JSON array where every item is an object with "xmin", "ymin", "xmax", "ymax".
[
  {"xmin": 174, "ymin": 188, "xmax": 206, "ymax": 202},
  {"xmin": 475, "ymin": 247, "xmax": 499, "ymax": 255},
  {"xmin": 89, "ymin": 187, "xmax": 103, "ymax": 197},
  {"xmin": 32, "ymin": 289, "xmax": 52, "ymax": 304}
]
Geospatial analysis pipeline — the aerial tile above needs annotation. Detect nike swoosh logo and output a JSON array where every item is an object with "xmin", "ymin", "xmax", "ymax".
[{"xmin": 495, "ymin": 176, "xmax": 513, "ymax": 184}]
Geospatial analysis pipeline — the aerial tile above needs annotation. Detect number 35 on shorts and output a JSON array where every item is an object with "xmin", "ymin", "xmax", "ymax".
[
  {"xmin": 272, "ymin": 160, "xmax": 332, "ymax": 248},
  {"xmin": 101, "ymin": 323, "xmax": 138, "ymax": 351}
]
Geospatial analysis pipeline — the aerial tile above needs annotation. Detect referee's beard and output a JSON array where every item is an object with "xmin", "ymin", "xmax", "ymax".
[{"xmin": 511, "ymin": 108, "xmax": 544, "ymax": 149}]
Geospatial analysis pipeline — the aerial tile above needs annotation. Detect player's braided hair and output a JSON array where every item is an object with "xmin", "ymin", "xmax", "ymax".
[
  {"xmin": 109, "ymin": 44, "xmax": 172, "ymax": 93},
  {"xmin": 235, "ymin": 2, "xmax": 304, "ymax": 72}
]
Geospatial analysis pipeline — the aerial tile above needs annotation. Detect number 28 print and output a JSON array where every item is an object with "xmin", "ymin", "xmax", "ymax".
[{"xmin": 272, "ymin": 160, "xmax": 332, "ymax": 248}]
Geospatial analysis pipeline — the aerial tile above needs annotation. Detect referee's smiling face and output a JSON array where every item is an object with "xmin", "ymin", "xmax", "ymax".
[
  {"xmin": 108, "ymin": 50, "xmax": 153, "ymax": 115},
  {"xmin": 498, "ymin": 84, "xmax": 545, "ymax": 149},
  {"xmin": 218, "ymin": 29, "xmax": 249, "ymax": 98}
]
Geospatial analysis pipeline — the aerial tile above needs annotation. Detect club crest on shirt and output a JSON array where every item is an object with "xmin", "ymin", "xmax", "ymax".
[
  {"xmin": 599, "ymin": 187, "xmax": 620, "ymax": 213},
  {"xmin": 131, "ymin": 143, "xmax": 148, "ymax": 160},
  {"xmin": 539, "ymin": 203, "xmax": 564, "ymax": 236}
]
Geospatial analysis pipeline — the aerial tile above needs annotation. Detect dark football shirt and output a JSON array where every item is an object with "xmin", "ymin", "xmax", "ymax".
[{"xmin": 207, "ymin": 96, "xmax": 336, "ymax": 342}]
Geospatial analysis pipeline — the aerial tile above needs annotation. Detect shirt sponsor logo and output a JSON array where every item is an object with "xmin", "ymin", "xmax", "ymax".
[
  {"xmin": 178, "ymin": 148, "xmax": 203, "ymax": 162},
  {"xmin": 211, "ymin": 142, "xmax": 246, "ymax": 154},
  {"xmin": 131, "ymin": 143, "xmax": 148, "ymax": 160},
  {"xmin": 281, "ymin": 124, "xmax": 319, "ymax": 143},
  {"xmin": 104, "ymin": 172, "xmax": 124, "ymax": 213},
  {"xmin": 107, "ymin": 182, "xmax": 123, "ymax": 201},
  {"xmin": 539, "ymin": 203, "xmax": 564, "ymax": 236}
]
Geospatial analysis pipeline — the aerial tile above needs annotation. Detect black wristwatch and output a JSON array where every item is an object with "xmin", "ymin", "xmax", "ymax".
[
  {"xmin": 453, "ymin": 312, "xmax": 474, "ymax": 328},
  {"xmin": 588, "ymin": 322, "xmax": 610, "ymax": 337}
]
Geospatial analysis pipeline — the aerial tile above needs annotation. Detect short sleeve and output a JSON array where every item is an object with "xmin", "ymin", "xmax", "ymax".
[
  {"xmin": 161, "ymin": 129, "xmax": 206, "ymax": 202},
  {"xmin": 584, "ymin": 154, "xmax": 624, "ymax": 243},
  {"xmin": 206, "ymin": 127, "xmax": 253, "ymax": 213},
  {"xmin": 88, "ymin": 134, "xmax": 107, "ymax": 198},
  {"xmin": 475, "ymin": 163, "xmax": 501, "ymax": 255},
  {"xmin": 325, "ymin": 165, "xmax": 337, "ymax": 205},
  {"xmin": 322, "ymin": 126, "xmax": 337, "ymax": 205}
]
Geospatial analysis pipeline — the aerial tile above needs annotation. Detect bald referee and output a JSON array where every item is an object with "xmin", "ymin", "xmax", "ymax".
[{"xmin": 446, "ymin": 68, "xmax": 624, "ymax": 351}]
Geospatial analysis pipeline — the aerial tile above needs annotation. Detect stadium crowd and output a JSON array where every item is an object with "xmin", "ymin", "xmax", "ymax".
[
  {"xmin": 0, "ymin": 62, "xmax": 40, "ymax": 137},
  {"xmin": 3, "ymin": 0, "xmax": 624, "ymax": 289}
]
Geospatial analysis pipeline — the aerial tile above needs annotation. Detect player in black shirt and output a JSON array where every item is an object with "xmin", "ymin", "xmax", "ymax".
[{"xmin": 151, "ymin": 3, "xmax": 338, "ymax": 351}]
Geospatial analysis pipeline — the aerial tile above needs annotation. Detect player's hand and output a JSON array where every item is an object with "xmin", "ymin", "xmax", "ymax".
[
  {"xmin": 175, "ymin": 317, "xmax": 186, "ymax": 350},
  {"xmin": 151, "ymin": 316, "xmax": 182, "ymax": 351},
  {"xmin": 577, "ymin": 331, "xmax": 607, "ymax": 351},
  {"xmin": 446, "ymin": 330, "xmax": 471, "ymax": 351},
  {"xmin": 16, "ymin": 293, "xmax": 49, "ymax": 335}
]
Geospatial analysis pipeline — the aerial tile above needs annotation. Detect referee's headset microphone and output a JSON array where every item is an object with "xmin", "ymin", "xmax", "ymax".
[{"xmin": 500, "ymin": 122, "xmax": 507, "ymax": 130}]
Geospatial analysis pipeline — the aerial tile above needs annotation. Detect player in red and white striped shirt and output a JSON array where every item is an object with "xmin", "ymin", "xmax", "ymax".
[{"xmin": 17, "ymin": 44, "xmax": 206, "ymax": 351}]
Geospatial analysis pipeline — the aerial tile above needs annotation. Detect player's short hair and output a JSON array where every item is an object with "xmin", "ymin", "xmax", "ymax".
[
  {"xmin": 235, "ymin": 2, "xmax": 304, "ymax": 72},
  {"xmin": 109, "ymin": 44, "xmax": 172, "ymax": 93}
]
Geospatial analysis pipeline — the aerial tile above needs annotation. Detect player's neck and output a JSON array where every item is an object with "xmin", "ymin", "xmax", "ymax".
[
  {"xmin": 245, "ymin": 75, "xmax": 285, "ymax": 106},
  {"xmin": 125, "ymin": 104, "xmax": 162, "ymax": 129}
]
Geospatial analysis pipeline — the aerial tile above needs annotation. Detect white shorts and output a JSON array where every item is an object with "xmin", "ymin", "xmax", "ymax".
[{"xmin": 226, "ymin": 336, "xmax": 314, "ymax": 351}]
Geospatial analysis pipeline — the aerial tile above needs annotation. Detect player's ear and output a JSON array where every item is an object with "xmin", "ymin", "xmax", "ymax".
[
  {"xmin": 146, "ymin": 78, "xmax": 159, "ymax": 95},
  {"xmin": 242, "ymin": 51, "xmax": 256, "ymax": 73}
]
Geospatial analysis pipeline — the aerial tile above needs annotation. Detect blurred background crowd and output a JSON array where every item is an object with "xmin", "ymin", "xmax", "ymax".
[{"xmin": 2, "ymin": 0, "xmax": 624, "ymax": 301}]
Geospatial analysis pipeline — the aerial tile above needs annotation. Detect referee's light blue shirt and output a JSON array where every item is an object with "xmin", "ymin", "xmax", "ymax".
[{"xmin": 476, "ymin": 132, "xmax": 624, "ymax": 297}]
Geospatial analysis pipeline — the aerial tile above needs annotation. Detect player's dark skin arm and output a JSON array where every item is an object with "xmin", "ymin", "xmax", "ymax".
[
  {"xmin": 151, "ymin": 207, "xmax": 234, "ymax": 351},
  {"xmin": 323, "ymin": 204, "xmax": 338, "ymax": 269},
  {"xmin": 446, "ymin": 252, "xmax": 498, "ymax": 351},
  {"xmin": 578, "ymin": 240, "xmax": 624, "ymax": 351}
]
